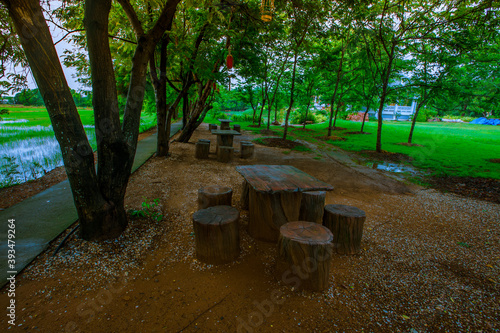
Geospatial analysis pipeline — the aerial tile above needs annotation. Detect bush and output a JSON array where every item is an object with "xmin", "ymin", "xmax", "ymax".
[
  {"xmin": 413, "ymin": 108, "xmax": 438, "ymax": 122},
  {"xmin": 0, "ymin": 109, "xmax": 9, "ymax": 115},
  {"xmin": 213, "ymin": 111, "xmax": 229, "ymax": 120},
  {"xmin": 291, "ymin": 111, "xmax": 316, "ymax": 124},
  {"xmin": 231, "ymin": 113, "xmax": 253, "ymax": 122}
]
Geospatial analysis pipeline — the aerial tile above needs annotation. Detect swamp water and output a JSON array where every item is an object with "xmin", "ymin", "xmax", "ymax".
[{"xmin": 0, "ymin": 120, "xmax": 95, "ymax": 187}]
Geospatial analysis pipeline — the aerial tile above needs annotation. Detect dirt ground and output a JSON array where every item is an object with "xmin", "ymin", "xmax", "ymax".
[{"xmin": 1, "ymin": 124, "xmax": 499, "ymax": 332}]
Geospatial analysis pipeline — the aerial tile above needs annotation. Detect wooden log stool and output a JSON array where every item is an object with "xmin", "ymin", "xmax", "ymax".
[
  {"xmin": 299, "ymin": 191, "xmax": 326, "ymax": 223},
  {"xmin": 198, "ymin": 185, "xmax": 232, "ymax": 210},
  {"xmin": 323, "ymin": 204, "xmax": 366, "ymax": 255},
  {"xmin": 193, "ymin": 205, "xmax": 240, "ymax": 264},
  {"xmin": 277, "ymin": 221, "xmax": 333, "ymax": 291},
  {"xmin": 240, "ymin": 142, "xmax": 254, "ymax": 159},
  {"xmin": 220, "ymin": 120, "xmax": 231, "ymax": 130},
  {"xmin": 217, "ymin": 146, "xmax": 234, "ymax": 163},
  {"xmin": 233, "ymin": 124, "xmax": 241, "ymax": 133},
  {"xmin": 195, "ymin": 140, "xmax": 210, "ymax": 159},
  {"xmin": 209, "ymin": 124, "xmax": 217, "ymax": 131}
]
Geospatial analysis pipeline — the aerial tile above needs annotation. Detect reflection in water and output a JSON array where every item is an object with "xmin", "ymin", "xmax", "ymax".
[
  {"xmin": 0, "ymin": 123, "xmax": 95, "ymax": 186},
  {"xmin": 368, "ymin": 162, "xmax": 417, "ymax": 174}
]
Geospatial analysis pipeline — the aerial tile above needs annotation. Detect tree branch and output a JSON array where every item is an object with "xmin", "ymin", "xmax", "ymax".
[{"xmin": 116, "ymin": 0, "xmax": 144, "ymax": 37}]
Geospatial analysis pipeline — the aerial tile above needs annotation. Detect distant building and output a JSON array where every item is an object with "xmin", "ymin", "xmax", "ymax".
[{"xmin": 367, "ymin": 100, "xmax": 418, "ymax": 121}]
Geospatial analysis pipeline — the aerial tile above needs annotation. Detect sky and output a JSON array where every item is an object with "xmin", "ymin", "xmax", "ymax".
[{"xmin": 11, "ymin": 1, "xmax": 84, "ymax": 94}]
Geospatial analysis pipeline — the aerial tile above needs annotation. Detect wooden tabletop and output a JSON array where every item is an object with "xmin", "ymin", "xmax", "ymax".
[
  {"xmin": 218, "ymin": 119, "xmax": 232, "ymax": 123},
  {"xmin": 235, "ymin": 165, "xmax": 334, "ymax": 193},
  {"xmin": 211, "ymin": 130, "xmax": 242, "ymax": 136}
]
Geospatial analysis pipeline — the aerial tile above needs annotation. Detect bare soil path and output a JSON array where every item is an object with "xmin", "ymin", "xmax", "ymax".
[{"xmin": 1, "ymin": 125, "xmax": 499, "ymax": 332}]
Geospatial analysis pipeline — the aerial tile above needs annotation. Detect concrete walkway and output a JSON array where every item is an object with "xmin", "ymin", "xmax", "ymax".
[{"xmin": 0, "ymin": 122, "xmax": 182, "ymax": 287}]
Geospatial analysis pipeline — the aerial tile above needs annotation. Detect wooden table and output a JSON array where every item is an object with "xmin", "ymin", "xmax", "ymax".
[
  {"xmin": 218, "ymin": 119, "xmax": 233, "ymax": 130},
  {"xmin": 211, "ymin": 129, "xmax": 241, "ymax": 153},
  {"xmin": 236, "ymin": 165, "xmax": 334, "ymax": 242}
]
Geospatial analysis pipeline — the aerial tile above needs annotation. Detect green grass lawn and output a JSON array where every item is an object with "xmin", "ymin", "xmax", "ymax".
[
  {"xmin": 211, "ymin": 114, "xmax": 500, "ymax": 180},
  {"xmin": 0, "ymin": 105, "xmax": 157, "ymax": 187}
]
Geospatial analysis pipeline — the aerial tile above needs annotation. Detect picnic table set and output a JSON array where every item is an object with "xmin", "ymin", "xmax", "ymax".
[{"xmin": 191, "ymin": 119, "xmax": 366, "ymax": 291}]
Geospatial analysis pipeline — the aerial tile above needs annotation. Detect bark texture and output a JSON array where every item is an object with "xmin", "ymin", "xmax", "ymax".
[
  {"xmin": 193, "ymin": 205, "xmax": 240, "ymax": 264},
  {"xmin": 299, "ymin": 191, "xmax": 326, "ymax": 223},
  {"xmin": 248, "ymin": 187, "xmax": 302, "ymax": 242},
  {"xmin": 217, "ymin": 146, "xmax": 234, "ymax": 163},
  {"xmin": 323, "ymin": 204, "xmax": 366, "ymax": 255},
  {"xmin": 277, "ymin": 221, "xmax": 333, "ymax": 291},
  {"xmin": 197, "ymin": 186, "xmax": 232, "ymax": 210},
  {"xmin": 240, "ymin": 142, "xmax": 254, "ymax": 159},
  {"xmin": 195, "ymin": 141, "xmax": 210, "ymax": 159}
]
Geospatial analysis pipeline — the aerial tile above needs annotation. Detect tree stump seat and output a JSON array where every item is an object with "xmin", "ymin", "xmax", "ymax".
[
  {"xmin": 298, "ymin": 191, "xmax": 326, "ymax": 223},
  {"xmin": 240, "ymin": 142, "xmax": 254, "ymax": 159},
  {"xmin": 323, "ymin": 204, "xmax": 366, "ymax": 255},
  {"xmin": 217, "ymin": 146, "xmax": 234, "ymax": 163},
  {"xmin": 193, "ymin": 205, "xmax": 240, "ymax": 264},
  {"xmin": 198, "ymin": 185, "xmax": 233, "ymax": 210},
  {"xmin": 277, "ymin": 221, "xmax": 333, "ymax": 291},
  {"xmin": 233, "ymin": 124, "xmax": 241, "ymax": 132},
  {"xmin": 195, "ymin": 140, "xmax": 210, "ymax": 159},
  {"xmin": 209, "ymin": 124, "xmax": 217, "ymax": 131}
]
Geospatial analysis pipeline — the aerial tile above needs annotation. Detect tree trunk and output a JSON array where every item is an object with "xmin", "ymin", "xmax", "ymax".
[
  {"xmin": 5, "ymin": 0, "xmax": 179, "ymax": 241},
  {"xmin": 360, "ymin": 100, "xmax": 372, "ymax": 133},
  {"xmin": 332, "ymin": 102, "xmax": 342, "ymax": 128},
  {"xmin": 277, "ymin": 221, "xmax": 333, "ymax": 291},
  {"xmin": 283, "ymin": 52, "xmax": 298, "ymax": 141},
  {"xmin": 4, "ymin": 0, "xmax": 116, "ymax": 240},
  {"xmin": 327, "ymin": 43, "xmax": 346, "ymax": 137},
  {"xmin": 150, "ymin": 37, "xmax": 169, "ymax": 156},
  {"xmin": 408, "ymin": 102, "xmax": 423, "ymax": 144},
  {"xmin": 376, "ymin": 43, "xmax": 396, "ymax": 153},
  {"xmin": 177, "ymin": 81, "xmax": 213, "ymax": 142},
  {"xmin": 302, "ymin": 81, "xmax": 314, "ymax": 130}
]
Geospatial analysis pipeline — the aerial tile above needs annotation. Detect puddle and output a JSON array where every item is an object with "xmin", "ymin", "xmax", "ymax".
[{"xmin": 365, "ymin": 161, "xmax": 418, "ymax": 174}]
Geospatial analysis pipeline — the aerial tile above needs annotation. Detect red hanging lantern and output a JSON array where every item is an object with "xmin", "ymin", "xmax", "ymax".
[{"xmin": 226, "ymin": 54, "xmax": 234, "ymax": 69}]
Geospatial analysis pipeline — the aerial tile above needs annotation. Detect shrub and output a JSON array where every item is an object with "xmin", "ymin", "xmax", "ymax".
[
  {"xmin": 291, "ymin": 111, "xmax": 316, "ymax": 124},
  {"xmin": 231, "ymin": 113, "xmax": 253, "ymax": 122},
  {"xmin": 413, "ymin": 108, "xmax": 438, "ymax": 122},
  {"xmin": 0, "ymin": 109, "xmax": 9, "ymax": 115}
]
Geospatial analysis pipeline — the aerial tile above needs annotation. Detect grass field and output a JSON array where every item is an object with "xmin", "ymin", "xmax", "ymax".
[
  {"xmin": 0, "ymin": 105, "xmax": 157, "ymax": 187},
  {"xmin": 205, "ymin": 113, "xmax": 500, "ymax": 180}
]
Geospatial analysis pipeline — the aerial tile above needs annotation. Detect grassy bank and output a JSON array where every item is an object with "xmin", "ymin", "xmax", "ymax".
[{"xmin": 208, "ymin": 115, "xmax": 500, "ymax": 180}]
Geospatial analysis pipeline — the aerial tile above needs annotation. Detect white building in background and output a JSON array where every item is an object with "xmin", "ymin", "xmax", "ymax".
[{"xmin": 367, "ymin": 100, "xmax": 418, "ymax": 121}]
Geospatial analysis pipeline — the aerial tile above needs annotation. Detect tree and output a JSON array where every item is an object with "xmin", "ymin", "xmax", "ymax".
[{"xmin": 1, "ymin": 0, "xmax": 180, "ymax": 241}]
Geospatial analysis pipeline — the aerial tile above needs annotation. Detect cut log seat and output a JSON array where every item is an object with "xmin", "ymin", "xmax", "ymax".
[
  {"xmin": 195, "ymin": 141, "xmax": 210, "ymax": 159},
  {"xmin": 193, "ymin": 205, "xmax": 240, "ymax": 264},
  {"xmin": 276, "ymin": 221, "xmax": 333, "ymax": 291},
  {"xmin": 217, "ymin": 146, "xmax": 234, "ymax": 163},
  {"xmin": 298, "ymin": 191, "xmax": 326, "ymax": 223},
  {"xmin": 323, "ymin": 204, "xmax": 366, "ymax": 255},
  {"xmin": 198, "ymin": 185, "xmax": 232, "ymax": 210},
  {"xmin": 240, "ymin": 142, "xmax": 254, "ymax": 159}
]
